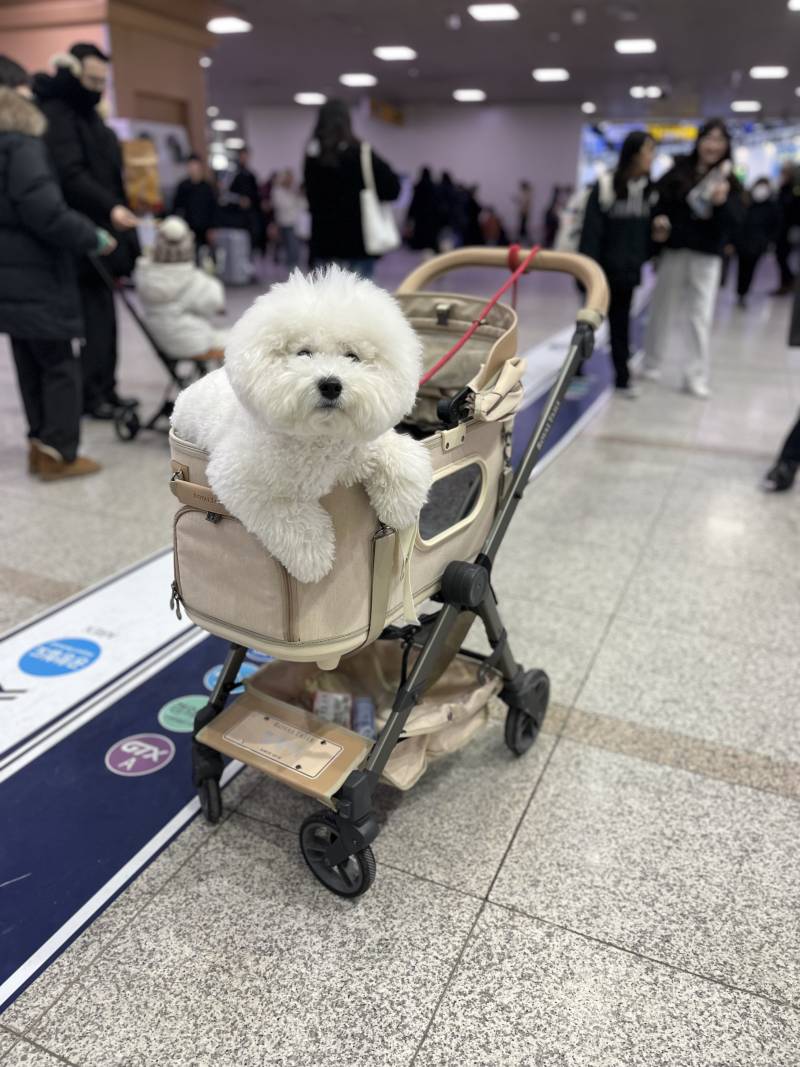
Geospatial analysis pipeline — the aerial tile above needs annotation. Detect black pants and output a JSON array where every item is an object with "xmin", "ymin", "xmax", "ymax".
[
  {"xmin": 608, "ymin": 283, "xmax": 635, "ymax": 388},
  {"xmin": 79, "ymin": 267, "xmax": 118, "ymax": 411},
  {"xmin": 11, "ymin": 338, "xmax": 81, "ymax": 462},
  {"xmin": 779, "ymin": 412, "xmax": 800, "ymax": 464},
  {"xmin": 737, "ymin": 252, "xmax": 762, "ymax": 297}
]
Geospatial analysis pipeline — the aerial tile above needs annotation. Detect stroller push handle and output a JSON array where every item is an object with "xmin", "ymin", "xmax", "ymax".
[{"xmin": 396, "ymin": 247, "xmax": 610, "ymax": 328}]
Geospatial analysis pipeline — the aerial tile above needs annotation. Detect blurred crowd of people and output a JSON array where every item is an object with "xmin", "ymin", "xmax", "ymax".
[{"xmin": 1, "ymin": 39, "xmax": 799, "ymax": 492}]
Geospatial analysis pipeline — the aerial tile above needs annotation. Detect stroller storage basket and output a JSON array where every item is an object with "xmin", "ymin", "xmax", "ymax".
[{"xmin": 196, "ymin": 644, "xmax": 502, "ymax": 802}]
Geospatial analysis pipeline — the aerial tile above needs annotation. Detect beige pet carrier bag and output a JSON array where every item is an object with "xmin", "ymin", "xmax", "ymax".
[{"xmin": 168, "ymin": 291, "xmax": 525, "ymax": 671}]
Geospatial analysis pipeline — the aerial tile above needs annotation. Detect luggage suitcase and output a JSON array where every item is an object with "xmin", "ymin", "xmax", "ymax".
[{"xmin": 215, "ymin": 227, "xmax": 252, "ymax": 286}]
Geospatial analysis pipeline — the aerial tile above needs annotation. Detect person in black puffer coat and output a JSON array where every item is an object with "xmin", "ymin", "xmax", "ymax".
[
  {"xmin": 0, "ymin": 55, "xmax": 115, "ymax": 479},
  {"xmin": 33, "ymin": 44, "xmax": 140, "ymax": 418},
  {"xmin": 304, "ymin": 99, "xmax": 400, "ymax": 278},
  {"xmin": 735, "ymin": 177, "xmax": 781, "ymax": 307},
  {"xmin": 580, "ymin": 130, "xmax": 657, "ymax": 395}
]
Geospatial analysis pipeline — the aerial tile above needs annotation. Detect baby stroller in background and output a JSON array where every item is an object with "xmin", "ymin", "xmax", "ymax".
[
  {"xmin": 168, "ymin": 247, "xmax": 608, "ymax": 897},
  {"xmin": 91, "ymin": 256, "xmax": 224, "ymax": 443}
]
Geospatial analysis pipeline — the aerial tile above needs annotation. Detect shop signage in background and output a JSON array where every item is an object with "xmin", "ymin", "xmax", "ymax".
[
  {"xmin": 647, "ymin": 123, "xmax": 698, "ymax": 142},
  {"xmin": 370, "ymin": 99, "xmax": 405, "ymax": 126}
]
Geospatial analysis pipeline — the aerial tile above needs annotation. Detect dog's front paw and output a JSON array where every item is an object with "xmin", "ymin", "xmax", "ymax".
[
  {"xmin": 278, "ymin": 505, "xmax": 336, "ymax": 584},
  {"xmin": 376, "ymin": 449, "xmax": 433, "ymax": 530}
]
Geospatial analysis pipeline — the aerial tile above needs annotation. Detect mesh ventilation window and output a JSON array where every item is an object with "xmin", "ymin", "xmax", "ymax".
[{"xmin": 419, "ymin": 463, "xmax": 484, "ymax": 542}]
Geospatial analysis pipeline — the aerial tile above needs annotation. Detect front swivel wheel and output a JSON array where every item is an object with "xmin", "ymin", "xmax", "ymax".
[
  {"xmin": 299, "ymin": 810, "xmax": 376, "ymax": 898},
  {"xmin": 503, "ymin": 668, "xmax": 550, "ymax": 756}
]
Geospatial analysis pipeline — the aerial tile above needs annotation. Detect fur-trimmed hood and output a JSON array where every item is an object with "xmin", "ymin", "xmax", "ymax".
[{"xmin": 0, "ymin": 88, "xmax": 46, "ymax": 137}]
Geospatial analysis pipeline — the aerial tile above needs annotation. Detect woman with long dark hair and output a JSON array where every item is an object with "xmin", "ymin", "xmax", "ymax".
[
  {"xmin": 580, "ymin": 130, "xmax": 656, "ymax": 395},
  {"xmin": 303, "ymin": 99, "xmax": 400, "ymax": 278},
  {"xmin": 642, "ymin": 118, "xmax": 744, "ymax": 398}
]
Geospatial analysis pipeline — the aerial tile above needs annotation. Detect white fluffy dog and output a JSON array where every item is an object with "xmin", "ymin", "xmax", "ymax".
[{"xmin": 172, "ymin": 266, "xmax": 432, "ymax": 583}]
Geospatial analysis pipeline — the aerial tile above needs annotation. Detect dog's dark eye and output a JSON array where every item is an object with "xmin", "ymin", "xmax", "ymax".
[
  {"xmin": 297, "ymin": 348, "xmax": 312, "ymax": 357},
  {"xmin": 345, "ymin": 351, "xmax": 360, "ymax": 362}
]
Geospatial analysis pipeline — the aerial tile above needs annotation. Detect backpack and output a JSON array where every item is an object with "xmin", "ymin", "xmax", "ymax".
[{"xmin": 554, "ymin": 173, "xmax": 615, "ymax": 252}]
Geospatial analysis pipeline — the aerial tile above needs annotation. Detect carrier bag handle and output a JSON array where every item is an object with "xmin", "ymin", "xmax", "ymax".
[{"xmin": 396, "ymin": 247, "xmax": 609, "ymax": 330}]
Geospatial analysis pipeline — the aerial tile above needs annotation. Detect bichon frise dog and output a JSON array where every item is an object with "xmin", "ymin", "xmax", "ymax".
[{"xmin": 172, "ymin": 266, "xmax": 433, "ymax": 583}]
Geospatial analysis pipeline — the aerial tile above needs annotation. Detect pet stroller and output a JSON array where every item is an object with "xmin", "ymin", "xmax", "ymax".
[
  {"xmin": 91, "ymin": 256, "xmax": 224, "ymax": 443},
  {"xmin": 168, "ymin": 247, "xmax": 608, "ymax": 897}
]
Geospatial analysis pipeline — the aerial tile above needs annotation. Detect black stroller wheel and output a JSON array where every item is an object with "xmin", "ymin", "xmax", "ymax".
[
  {"xmin": 299, "ymin": 811, "xmax": 376, "ymax": 898},
  {"xmin": 503, "ymin": 668, "xmax": 550, "ymax": 756},
  {"xmin": 198, "ymin": 777, "xmax": 222, "ymax": 824},
  {"xmin": 114, "ymin": 406, "xmax": 140, "ymax": 442}
]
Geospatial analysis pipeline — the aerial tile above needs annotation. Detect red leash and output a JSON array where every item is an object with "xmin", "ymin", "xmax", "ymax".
[{"xmin": 419, "ymin": 243, "xmax": 541, "ymax": 386}]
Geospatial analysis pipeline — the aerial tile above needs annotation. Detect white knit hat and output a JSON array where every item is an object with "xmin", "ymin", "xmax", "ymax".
[{"xmin": 153, "ymin": 215, "xmax": 195, "ymax": 263}]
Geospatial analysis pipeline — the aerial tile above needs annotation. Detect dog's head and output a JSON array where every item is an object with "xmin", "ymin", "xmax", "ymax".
[{"xmin": 224, "ymin": 266, "xmax": 422, "ymax": 441}]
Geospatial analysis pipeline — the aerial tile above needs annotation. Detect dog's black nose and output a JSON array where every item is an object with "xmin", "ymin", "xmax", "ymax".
[{"xmin": 318, "ymin": 377, "xmax": 342, "ymax": 401}]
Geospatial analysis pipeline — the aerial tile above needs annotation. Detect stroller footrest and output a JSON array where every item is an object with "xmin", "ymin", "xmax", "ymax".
[{"xmin": 196, "ymin": 691, "xmax": 372, "ymax": 806}]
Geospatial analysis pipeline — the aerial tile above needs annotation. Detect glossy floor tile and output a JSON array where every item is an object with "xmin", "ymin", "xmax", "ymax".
[
  {"xmin": 415, "ymin": 905, "xmax": 800, "ymax": 1067},
  {"xmin": 490, "ymin": 739, "xmax": 800, "ymax": 1004},
  {"xmin": 26, "ymin": 815, "xmax": 481, "ymax": 1067}
]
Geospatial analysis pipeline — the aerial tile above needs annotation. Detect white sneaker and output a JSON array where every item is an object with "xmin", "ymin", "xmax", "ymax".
[
  {"xmin": 641, "ymin": 366, "xmax": 661, "ymax": 382},
  {"xmin": 683, "ymin": 377, "xmax": 711, "ymax": 400},
  {"xmin": 615, "ymin": 384, "xmax": 641, "ymax": 399}
]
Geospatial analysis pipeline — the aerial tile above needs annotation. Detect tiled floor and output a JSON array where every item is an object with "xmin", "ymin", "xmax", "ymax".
[{"xmin": 2, "ymin": 251, "xmax": 800, "ymax": 1065}]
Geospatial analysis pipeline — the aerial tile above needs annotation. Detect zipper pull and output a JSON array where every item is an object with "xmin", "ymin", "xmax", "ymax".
[{"xmin": 169, "ymin": 581, "xmax": 183, "ymax": 620}]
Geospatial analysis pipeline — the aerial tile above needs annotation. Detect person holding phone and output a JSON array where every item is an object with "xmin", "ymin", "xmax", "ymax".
[{"xmin": 643, "ymin": 119, "xmax": 744, "ymax": 398}]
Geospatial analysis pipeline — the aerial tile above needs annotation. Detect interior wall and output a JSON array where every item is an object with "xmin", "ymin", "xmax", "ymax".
[
  {"xmin": 0, "ymin": 1, "xmax": 109, "ymax": 82},
  {"xmin": 243, "ymin": 102, "xmax": 584, "ymax": 235}
]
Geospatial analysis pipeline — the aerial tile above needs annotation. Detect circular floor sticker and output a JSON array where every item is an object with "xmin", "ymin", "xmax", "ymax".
[
  {"xmin": 158, "ymin": 695, "xmax": 208, "ymax": 733},
  {"xmin": 19, "ymin": 637, "xmax": 101, "ymax": 677},
  {"xmin": 203, "ymin": 661, "xmax": 258, "ymax": 695},
  {"xmin": 105, "ymin": 734, "xmax": 176, "ymax": 777}
]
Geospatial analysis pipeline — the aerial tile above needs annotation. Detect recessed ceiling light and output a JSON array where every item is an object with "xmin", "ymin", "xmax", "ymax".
[
  {"xmin": 731, "ymin": 100, "xmax": 762, "ymax": 112},
  {"xmin": 796, "ymin": 86, "xmax": 800, "ymax": 95},
  {"xmin": 199, "ymin": 55, "xmax": 212, "ymax": 68},
  {"xmin": 614, "ymin": 38, "xmax": 656, "ymax": 53},
  {"xmin": 225, "ymin": 137, "xmax": 245, "ymax": 150},
  {"xmin": 532, "ymin": 68, "xmax": 570, "ymax": 82},
  {"xmin": 294, "ymin": 92, "xmax": 327, "ymax": 106},
  {"xmin": 788, "ymin": 1, "xmax": 800, "ymax": 10},
  {"xmin": 211, "ymin": 153, "xmax": 229, "ymax": 170},
  {"xmin": 373, "ymin": 46, "xmax": 417, "ymax": 61},
  {"xmin": 206, "ymin": 106, "xmax": 219, "ymax": 118},
  {"xmin": 630, "ymin": 85, "xmax": 661, "ymax": 98},
  {"xmin": 339, "ymin": 73, "xmax": 378, "ymax": 87},
  {"xmin": 453, "ymin": 88, "xmax": 487, "ymax": 101},
  {"xmin": 207, "ymin": 17, "xmax": 252, "ymax": 34},
  {"xmin": 446, "ymin": 14, "xmax": 462, "ymax": 29},
  {"xmin": 581, "ymin": 101, "xmax": 597, "ymax": 114},
  {"xmin": 211, "ymin": 118, "xmax": 237, "ymax": 131},
  {"xmin": 749, "ymin": 66, "xmax": 788, "ymax": 79},
  {"xmin": 468, "ymin": 3, "xmax": 520, "ymax": 20}
]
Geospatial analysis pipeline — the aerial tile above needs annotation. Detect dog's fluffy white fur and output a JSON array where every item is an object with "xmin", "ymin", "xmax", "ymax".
[{"xmin": 172, "ymin": 266, "xmax": 432, "ymax": 583}]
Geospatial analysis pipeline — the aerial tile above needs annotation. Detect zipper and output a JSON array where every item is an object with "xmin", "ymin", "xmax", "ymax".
[
  {"xmin": 280, "ymin": 567, "xmax": 297, "ymax": 643},
  {"xmin": 170, "ymin": 433, "xmax": 209, "ymax": 460},
  {"xmin": 169, "ymin": 580, "xmax": 183, "ymax": 620}
]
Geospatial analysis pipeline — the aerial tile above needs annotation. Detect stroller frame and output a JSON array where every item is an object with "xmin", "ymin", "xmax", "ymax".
[
  {"xmin": 190, "ymin": 247, "xmax": 608, "ymax": 897},
  {"xmin": 91, "ymin": 256, "xmax": 223, "ymax": 442}
]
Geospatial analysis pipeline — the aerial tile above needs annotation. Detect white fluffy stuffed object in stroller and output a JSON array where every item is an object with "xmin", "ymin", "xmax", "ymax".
[{"xmin": 171, "ymin": 266, "xmax": 433, "ymax": 583}]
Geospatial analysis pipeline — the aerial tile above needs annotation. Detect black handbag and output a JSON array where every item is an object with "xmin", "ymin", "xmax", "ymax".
[{"xmin": 790, "ymin": 281, "xmax": 800, "ymax": 348}]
